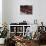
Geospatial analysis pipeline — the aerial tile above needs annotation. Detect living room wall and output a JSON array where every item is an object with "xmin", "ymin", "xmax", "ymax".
[
  {"xmin": 0, "ymin": 0, "xmax": 2, "ymax": 27},
  {"xmin": 2, "ymin": 0, "xmax": 46, "ymax": 26},
  {"xmin": 8, "ymin": 0, "xmax": 39, "ymax": 25}
]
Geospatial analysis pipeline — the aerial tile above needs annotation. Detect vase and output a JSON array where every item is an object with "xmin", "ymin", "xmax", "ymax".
[{"xmin": 0, "ymin": 38, "xmax": 5, "ymax": 44}]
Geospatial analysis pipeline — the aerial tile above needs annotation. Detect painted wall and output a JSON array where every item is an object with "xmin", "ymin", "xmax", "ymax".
[
  {"xmin": 39, "ymin": 0, "xmax": 46, "ymax": 26},
  {"xmin": 8, "ymin": 0, "xmax": 40, "ymax": 25},
  {"xmin": 0, "ymin": 0, "xmax": 2, "ymax": 27},
  {"xmin": 2, "ymin": 0, "xmax": 8, "ymax": 24},
  {"xmin": 2, "ymin": 0, "xmax": 46, "ymax": 26}
]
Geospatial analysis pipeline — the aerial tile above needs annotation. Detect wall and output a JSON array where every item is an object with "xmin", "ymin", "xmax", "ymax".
[
  {"xmin": 2, "ymin": 0, "xmax": 39, "ymax": 25},
  {"xmin": 0, "ymin": 0, "xmax": 2, "ymax": 27},
  {"xmin": 39, "ymin": 0, "xmax": 46, "ymax": 26},
  {"xmin": 11, "ymin": 0, "xmax": 39, "ymax": 25},
  {"xmin": 2, "ymin": 0, "xmax": 8, "ymax": 24},
  {"xmin": 2, "ymin": 0, "xmax": 46, "ymax": 26}
]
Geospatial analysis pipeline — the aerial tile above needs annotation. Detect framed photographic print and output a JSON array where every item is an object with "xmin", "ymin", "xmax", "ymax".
[{"xmin": 20, "ymin": 5, "xmax": 32, "ymax": 15}]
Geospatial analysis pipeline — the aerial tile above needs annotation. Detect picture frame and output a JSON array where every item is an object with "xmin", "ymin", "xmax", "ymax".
[{"xmin": 20, "ymin": 5, "xmax": 32, "ymax": 15}]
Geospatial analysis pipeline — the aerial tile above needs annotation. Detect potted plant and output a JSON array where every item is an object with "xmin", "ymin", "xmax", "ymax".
[{"xmin": 0, "ymin": 23, "xmax": 9, "ymax": 44}]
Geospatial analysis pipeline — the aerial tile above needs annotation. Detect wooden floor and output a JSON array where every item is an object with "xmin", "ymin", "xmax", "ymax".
[
  {"xmin": 40, "ymin": 45, "xmax": 46, "ymax": 46},
  {"xmin": 0, "ymin": 44, "xmax": 46, "ymax": 46},
  {"xmin": 0, "ymin": 44, "xmax": 4, "ymax": 46}
]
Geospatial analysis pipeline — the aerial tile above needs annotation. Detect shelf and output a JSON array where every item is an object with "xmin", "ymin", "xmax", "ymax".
[
  {"xmin": 10, "ymin": 32, "xmax": 15, "ymax": 33},
  {"xmin": 9, "ymin": 25, "xmax": 31, "ymax": 27},
  {"xmin": 9, "ymin": 25, "xmax": 31, "ymax": 36},
  {"xmin": 10, "ymin": 32, "xmax": 23, "ymax": 33},
  {"xmin": 16, "ymin": 32, "xmax": 23, "ymax": 33}
]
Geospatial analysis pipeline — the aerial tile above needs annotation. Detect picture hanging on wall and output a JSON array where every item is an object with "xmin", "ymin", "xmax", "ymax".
[{"xmin": 20, "ymin": 5, "xmax": 32, "ymax": 15}]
